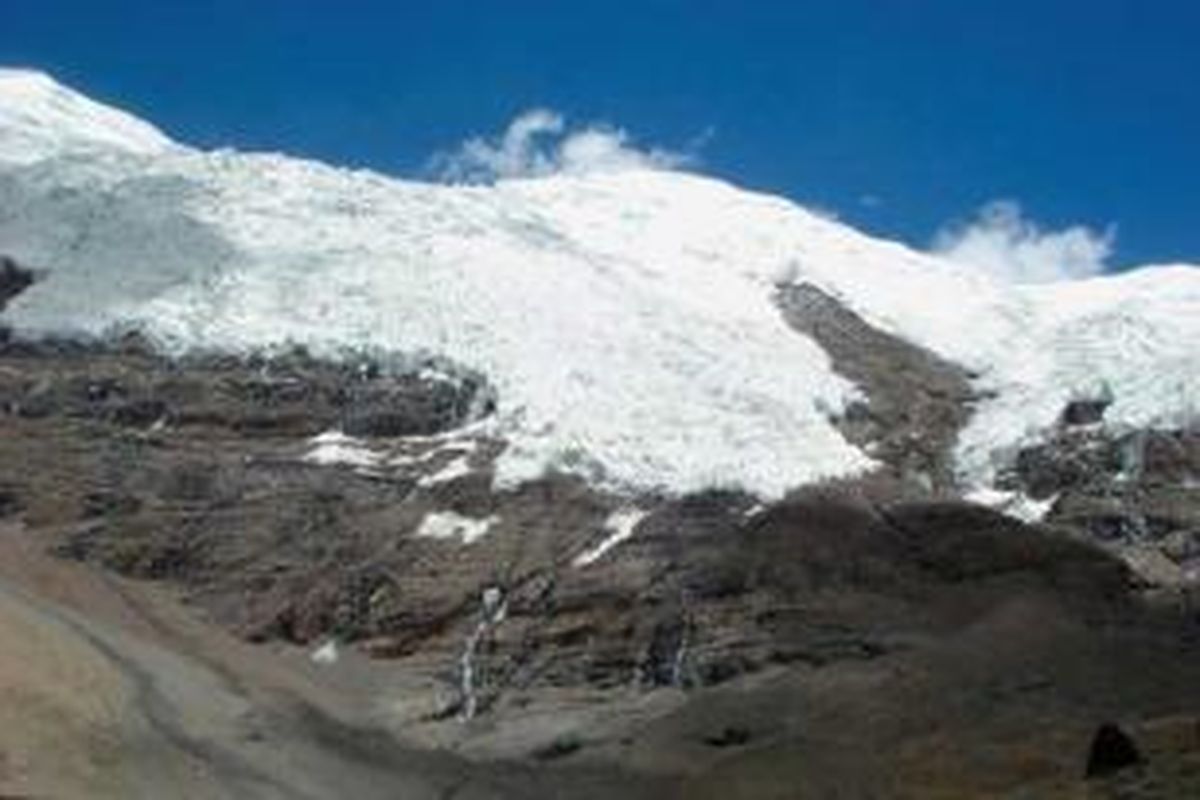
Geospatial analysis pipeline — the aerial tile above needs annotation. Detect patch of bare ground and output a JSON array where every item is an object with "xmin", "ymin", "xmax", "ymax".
[{"xmin": 775, "ymin": 282, "xmax": 978, "ymax": 493}]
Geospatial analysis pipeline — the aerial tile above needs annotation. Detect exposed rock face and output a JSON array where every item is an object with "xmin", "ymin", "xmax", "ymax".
[
  {"xmin": 998, "ymin": 406, "xmax": 1200, "ymax": 590},
  {"xmin": 775, "ymin": 283, "xmax": 977, "ymax": 492},
  {"xmin": 1061, "ymin": 396, "xmax": 1112, "ymax": 427},
  {"xmin": 4, "ymin": 326, "xmax": 1200, "ymax": 796},
  {"xmin": 0, "ymin": 255, "xmax": 35, "ymax": 347},
  {"xmin": 0, "ymin": 338, "xmax": 1151, "ymax": 684},
  {"xmin": 0, "ymin": 255, "xmax": 34, "ymax": 311},
  {"xmin": 0, "ymin": 336, "xmax": 493, "ymax": 439}
]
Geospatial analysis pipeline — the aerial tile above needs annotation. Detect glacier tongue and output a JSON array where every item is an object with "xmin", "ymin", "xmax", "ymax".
[
  {"xmin": 1, "ymin": 70, "xmax": 1198, "ymax": 500},
  {"xmin": 0, "ymin": 149, "xmax": 879, "ymax": 499}
]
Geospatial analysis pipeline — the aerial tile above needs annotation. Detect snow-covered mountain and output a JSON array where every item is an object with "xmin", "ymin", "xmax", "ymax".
[
  {"xmin": 0, "ymin": 69, "xmax": 175, "ymax": 164},
  {"xmin": 1, "ymin": 68, "xmax": 1197, "ymax": 500}
]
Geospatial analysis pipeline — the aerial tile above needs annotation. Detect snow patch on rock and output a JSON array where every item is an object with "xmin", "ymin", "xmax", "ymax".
[
  {"xmin": 965, "ymin": 487, "xmax": 1059, "ymax": 524},
  {"xmin": 574, "ymin": 508, "xmax": 650, "ymax": 567},
  {"xmin": 303, "ymin": 431, "xmax": 383, "ymax": 469},
  {"xmin": 418, "ymin": 455, "xmax": 475, "ymax": 487},
  {"xmin": 414, "ymin": 512, "xmax": 498, "ymax": 545},
  {"xmin": 310, "ymin": 640, "xmax": 339, "ymax": 665}
]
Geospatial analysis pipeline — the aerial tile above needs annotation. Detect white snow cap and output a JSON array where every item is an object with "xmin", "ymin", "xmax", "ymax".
[
  {"xmin": 1, "ymin": 70, "xmax": 1198, "ymax": 501},
  {"xmin": 0, "ymin": 69, "xmax": 174, "ymax": 164}
]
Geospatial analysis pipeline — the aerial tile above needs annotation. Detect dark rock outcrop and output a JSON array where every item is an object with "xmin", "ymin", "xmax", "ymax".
[
  {"xmin": 0, "ymin": 338, "xmax": 494, "ymax": 438},
  {"xmin": 0, "ymin": 254, "xmax": 36, "ymax": 312},
  {"xmin": 1086, "ymin": 723, "xmax": 1144, "ymax": 778},
  {"xmin": 1061, "ymin": 396, "xmax": 1111, "ymax": 427},
  {"xmin": 999, "ymin": 407, "xmax": 1200, "ymax": 589},
  {"xmin": 775, "ymin": 282, "xmax": 977, "ymax": 492}
]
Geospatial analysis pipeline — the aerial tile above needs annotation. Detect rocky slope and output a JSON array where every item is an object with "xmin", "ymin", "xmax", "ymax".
[
  {"xmin": 3, "ymin": 69, "xmax": 1200, "ymax": 797},
  {"xmin": 999, "ymin": 406, "xmax": 1200, "ymax": 592},
  {"xmin": 3, "ymin": 266, "xmax": 1200, "ymax": 796}
]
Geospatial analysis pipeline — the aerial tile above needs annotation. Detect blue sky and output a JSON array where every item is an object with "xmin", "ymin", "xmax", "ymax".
[{"xmin": 3, "ymin": 0, "xmax": 1197, "ymax": 268}]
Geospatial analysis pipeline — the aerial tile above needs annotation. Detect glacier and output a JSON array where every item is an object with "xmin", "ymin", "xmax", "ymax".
[
  {"xmin": 1, "ymin": 68, "xmax": 1197, "ymax": 499},
  {"xmin": 0, "ymin": 69, "xmax": 175, "ymax": 165}
]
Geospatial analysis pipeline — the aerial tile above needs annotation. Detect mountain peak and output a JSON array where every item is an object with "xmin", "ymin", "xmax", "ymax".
[
  {"xmin": 0, "ymin": 67, "xmax": 174, "ymax": 164},
  {"xmin": 0, "ymin": 70, "xmax": 1197, "ymax": 501}
]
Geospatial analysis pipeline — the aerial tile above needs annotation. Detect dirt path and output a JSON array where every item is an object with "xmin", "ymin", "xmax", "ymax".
[{"xmin": 0, "ymin": 522, "xmax": 422, "ymax": 799}]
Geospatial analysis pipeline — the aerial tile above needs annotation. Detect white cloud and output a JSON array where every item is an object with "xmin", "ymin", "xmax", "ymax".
[
  {"xmin": 430, "ymin": 108, "xmax": 693, "ymax": 183},
  {"xmin": 932, "ymin": 200, "xmax": 1114, "ymax": 284}
]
